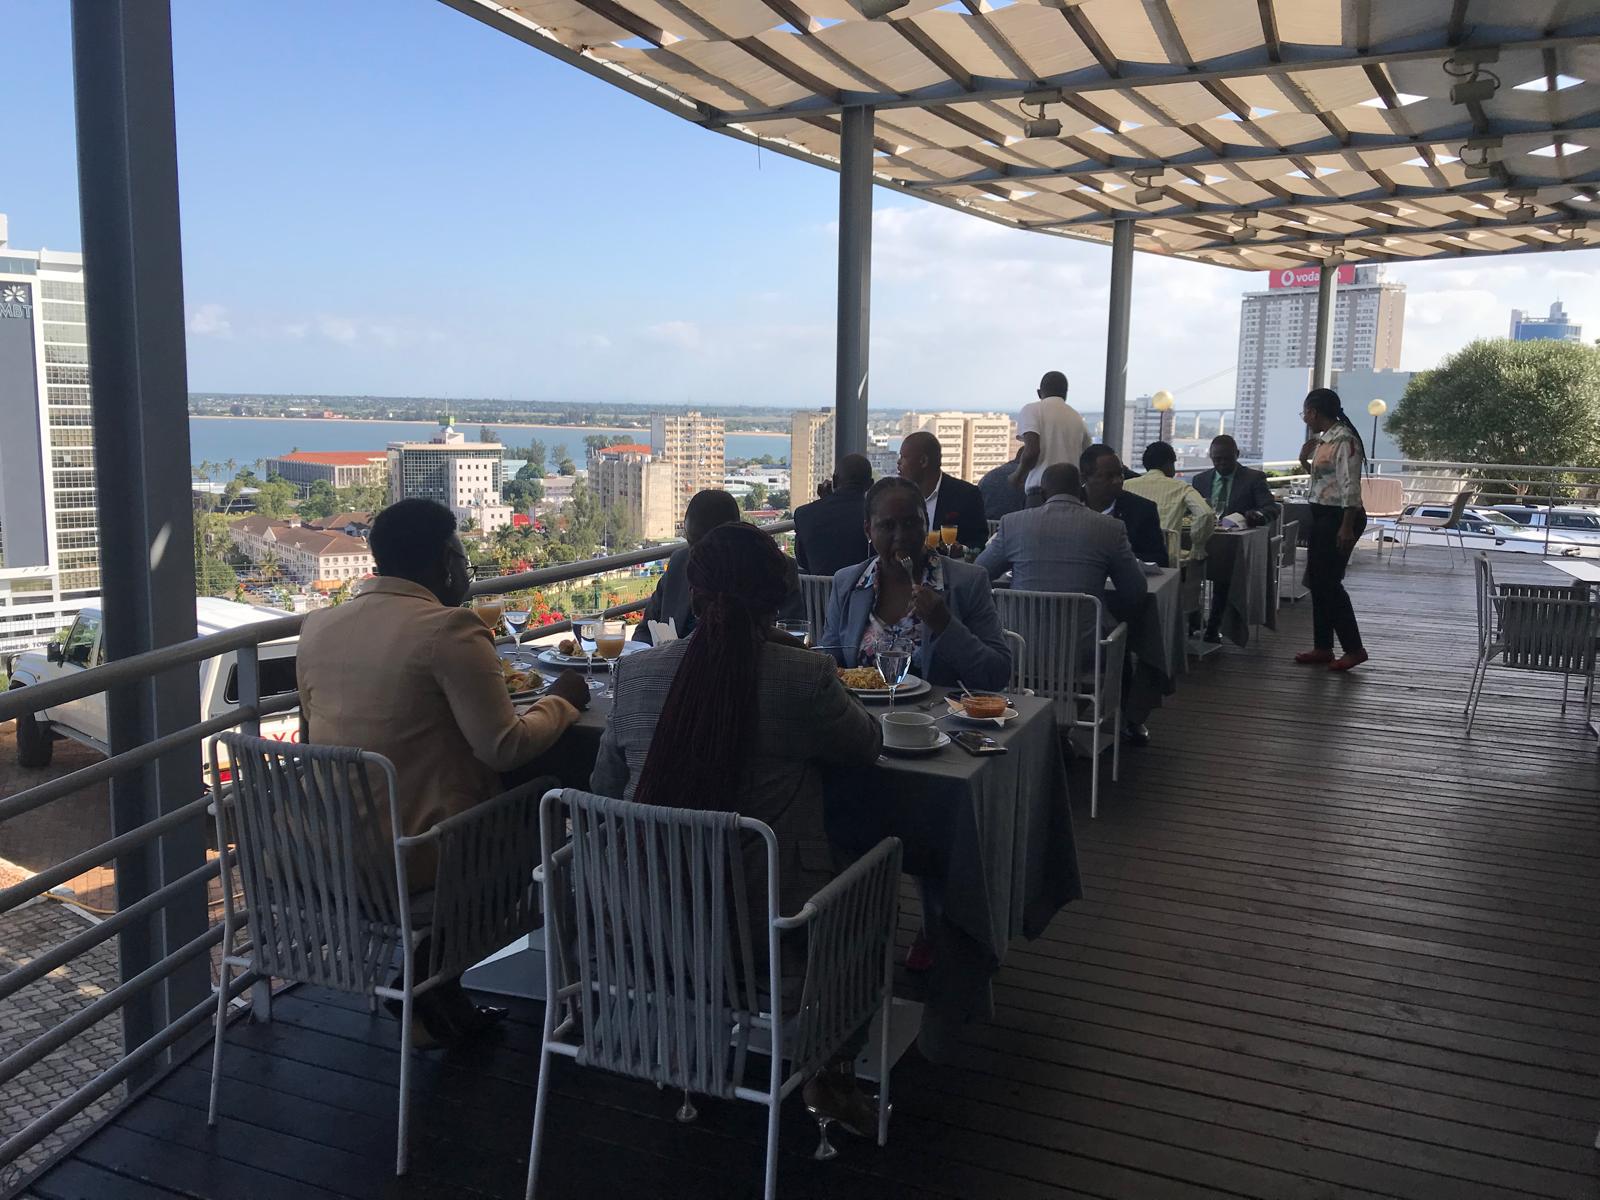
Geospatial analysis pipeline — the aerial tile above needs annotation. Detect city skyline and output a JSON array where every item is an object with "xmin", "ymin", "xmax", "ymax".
[{"xmin": 7, "ymin": 1, "xmax": 1600, "ymax": 417}]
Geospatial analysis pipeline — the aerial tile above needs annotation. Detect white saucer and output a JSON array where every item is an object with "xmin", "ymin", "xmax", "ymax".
[{"xmin": 882, "ymin": 731, "xmax": 951, "ymax": 757}]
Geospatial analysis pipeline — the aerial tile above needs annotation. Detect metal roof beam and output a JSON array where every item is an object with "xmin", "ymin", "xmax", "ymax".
[
  {"xmin": 1181, "ymin": 212, "xmax": 1594, "ymax": 253},
  {"xmin": 1020, "ymin": 171, "xmax": 1600, "ymax": 228},
  {"xmin": 709, "ymin": 29, "xmax": 1599, "ymax": 126},
  {"xmin": 901, "ymin": 115, "xmax": 1600, "ymax": 190}
]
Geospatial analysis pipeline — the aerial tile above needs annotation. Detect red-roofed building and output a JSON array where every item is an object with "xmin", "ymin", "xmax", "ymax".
[{"xmin": 265, "ymin": 450, "xmax": 388, "ymax": 494}]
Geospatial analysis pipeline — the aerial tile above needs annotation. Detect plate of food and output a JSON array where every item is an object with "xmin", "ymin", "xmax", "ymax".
[
  {"xmin": 836, "ymin": 666, "xmax": 932, "ymax": 701},
  {"xmin": 535, "ymin": 638, "xmax": 649, "ymax": 670},
  {"xmin": 500, "ymin": 659, "xmax": 545, "ymax": 701},
  {"xmin": 944, "ymin": 692, "xmax": 1018, "ymax": 725}
]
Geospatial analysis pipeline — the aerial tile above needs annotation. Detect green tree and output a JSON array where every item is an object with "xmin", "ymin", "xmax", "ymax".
[
  {"xmin": 300, "ymin": 479, "xmax": 339, "ymax": 520},
  {"xmin": 514, "ymin": 460, "xmax": 545, "ymax": 482},
  {"xmin": 258, "ymin": 548, "xmax": 282, "ymax": 583},
  {"xmin": 503, "ymin": 477, "xmax": 544, "ymax": 508},
  {"xmin": 768, "ymin": 490, "xmax": 790, "ymax": 512},
  {"xmin": 254, "ymin": 476, "xmax": 297, "ymax": 519},
  {"xmin": 479, "ymin": 425, "xmax": 499, "ymax": 445},
  {"xmin": 524, "ymin": 439, "xmax": 547, "ymax": 472},
  {"xmin": 337, "ymin": 481, "xmax": 388, "ymax": 514},
  {"xmin": 742, "ymin": 483, "xmax": 769, "ymax": 511},
  {"xmin": 1387, "ymin": 339, "xmax": 1600, "ymax": 478},
  {"xmin": 557, "ymin": 458, "xmax": 576, "ymax": 476}
]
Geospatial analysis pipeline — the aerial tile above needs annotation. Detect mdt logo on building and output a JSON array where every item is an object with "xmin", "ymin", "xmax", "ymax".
[
  {"xmin": 0, "ymin": 283, "xmax": 32, "ymax": 319},
  {"xmin": 1267, "ymin": 266, "xmax": 1356, "ymax": 290}
]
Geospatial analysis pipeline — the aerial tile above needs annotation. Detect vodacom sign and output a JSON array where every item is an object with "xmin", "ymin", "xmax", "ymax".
[{"xmin": 1268, "ymin": 265, "xmax": 1356, "ymax": 289}]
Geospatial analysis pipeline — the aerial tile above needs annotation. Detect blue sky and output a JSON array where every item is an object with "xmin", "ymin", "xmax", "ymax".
[{"xmin": 7, "ymin": 0, "xmax": 1599, "ymax": 413}]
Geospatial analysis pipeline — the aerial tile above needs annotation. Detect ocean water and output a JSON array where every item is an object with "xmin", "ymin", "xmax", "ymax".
[{"xmin": 187, "ymin": 417, "xmax": 790, "ymax": 478}]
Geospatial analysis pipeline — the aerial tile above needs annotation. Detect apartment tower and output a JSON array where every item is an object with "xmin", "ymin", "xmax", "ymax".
[
  {"xmin": 789, "ymin": 410, "xmax": 834, "ymax": 505},
  {"xmin": 650, "ymin": 410, "xmax": 725, "ymax": 515}
]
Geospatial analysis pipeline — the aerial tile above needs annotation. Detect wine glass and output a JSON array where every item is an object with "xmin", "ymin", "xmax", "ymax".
[
  {"xmin": 473, "ymin": 598, "xmax": 505, "ymax": 634},
  {"xmin": 940, "ymin": 524, "xmax": 958, "ymax": 551},
  {"xmin": 575, "ymin": 611, "xmax": 605, "ymax": 693},
  {"xmin": 875, "ymin": 641, "xmax": 912, "ymax": 709},
  {"xmin": 595, "ymin": 620, "xmax": 627, "ymax": 698},
  {"xmin": 503, "ymin": 606, "xmax": 530, "ymax": 643}
]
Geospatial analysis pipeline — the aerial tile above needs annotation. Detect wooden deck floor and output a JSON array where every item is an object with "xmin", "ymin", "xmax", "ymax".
[{"xmin": 22, "ymin": 548, "xmax": 1600, "ymax": 1200}]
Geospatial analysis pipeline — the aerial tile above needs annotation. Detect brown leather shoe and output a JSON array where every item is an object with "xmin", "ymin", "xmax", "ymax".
[{"xmin": 1294, "ymin": 648, "xmax": 1334, "ymax": 664}]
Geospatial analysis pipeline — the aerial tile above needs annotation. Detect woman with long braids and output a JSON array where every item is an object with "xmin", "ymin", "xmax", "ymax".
[
  {"xmin": 1296, "ymin": 387, "xmax": 1369, "ymax": 671},
  {"xmin": 591, "ymin": 521, "xmax": 884, "ymax": 1139}
]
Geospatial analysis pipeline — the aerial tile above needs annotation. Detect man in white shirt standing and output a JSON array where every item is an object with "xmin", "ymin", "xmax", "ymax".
[{"xmin": 1012, "ymin": 370, "xmax": 1092, "ymax": 508}]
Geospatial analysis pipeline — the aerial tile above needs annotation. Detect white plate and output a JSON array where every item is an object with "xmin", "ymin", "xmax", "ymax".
[
  {"xmin": 944, "ymin": 700, "xmax": 1020, "ymax": 725},
  {"xmin": 536, "ymin": 641, "xmax": 648, "ymax": 670},
  {"xmin": 882, "ymin": 731, "xmax": 951, "ymax": 757},
  {"xmin": 849, "ymin": 676, "xmax": 931, "ymax": 701}
]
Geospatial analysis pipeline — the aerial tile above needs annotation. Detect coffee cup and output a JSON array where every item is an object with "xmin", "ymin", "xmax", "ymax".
[{"xmin": 882, "ymin": 711, "xmax": 938, "ymax": 748}]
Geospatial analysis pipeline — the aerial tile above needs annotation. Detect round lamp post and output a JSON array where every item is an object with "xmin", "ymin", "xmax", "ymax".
[
  {"xmin": 1151, "ymin": 389, "xmax": 1175, "ymax": 411},
  {"xmin": 1366, "ymin": 398, "xmax": 1387, "ymax": 475}
]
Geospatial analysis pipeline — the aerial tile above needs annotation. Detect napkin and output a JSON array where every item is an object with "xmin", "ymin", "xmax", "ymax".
[
  {"xmin": 646, "ymin": 618, "xmax": 678, "ymax": 645},
  {"xmin": 1216, "ymin": 512, "xmax": 1248, "ymax": 531}
]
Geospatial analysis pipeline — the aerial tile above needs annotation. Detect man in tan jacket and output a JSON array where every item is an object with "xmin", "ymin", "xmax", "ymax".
[{"xmin": 297, "ymin": 498, "xmax": 589, "ymax": 1042}]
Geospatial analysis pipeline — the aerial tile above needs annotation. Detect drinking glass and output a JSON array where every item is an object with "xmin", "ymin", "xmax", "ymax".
[
  {"xmin": 924, "ymin": 530, "xmax": 941, "ymax": 552},
  {"xmin": 595, "ymin": 620, "xmax": 627, "ymax": 697},
  {"xmin": 775, "ymin": 619, "xmax": 810, "ymax": 646},
  {"xmin": 503, "ymin": 607, "xmax": 530, "ymax": 643},
  {"xmin": 473, "ymin": 598, "xmax": 505, "ymax": 634},
  {"xmin": 875, "ymin": 641, "xmax": 912, "ymax": 709},
  {"xmin": 575, "ymin": 612, "xmax": 605, "ymax": 692},
  {"xmin": 940, "ymin": 525, "xmax": 958, "ymax": 549}
]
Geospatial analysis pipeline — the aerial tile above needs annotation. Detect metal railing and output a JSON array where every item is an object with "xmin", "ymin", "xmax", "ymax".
[{"xmin": 0, "ymin": 522, "xmax": 789, "ymax": 1187}]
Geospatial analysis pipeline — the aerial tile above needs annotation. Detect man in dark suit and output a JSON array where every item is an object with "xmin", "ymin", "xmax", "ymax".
[
  {"xmin": 633, "ymin": 489, "xmax": 802, "ymax": 643},
  {"xmin": 897, "ymin": 430, "xmax": 988, "ymax": 551},
  {"xmin": 793, "ymin": 453, "xmax": 871, "ymax": 577},
  {"xmin": 1081, "ymin": 445, "xmax": 1168, "ymax": 568},
  {"xmin": 1189, "ymin": 435, "xmax": 1281, "ymax": 642},
  {"xmin": 1189, "ymin": 435, "xmax": 1280, "ymax": 525},
  {"xmin": 979, "ymin": 448, "xmax": 1027, "ymax": 523}
]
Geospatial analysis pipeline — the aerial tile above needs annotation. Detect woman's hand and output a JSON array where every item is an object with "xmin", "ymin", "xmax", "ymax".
[
  {"xmin": 1298, "ymin": 437, "xmax": 1318, "ymax": 473},
  {"xmin": 911, "ymin": 585, "xmax": 951, "ymax": 634}
]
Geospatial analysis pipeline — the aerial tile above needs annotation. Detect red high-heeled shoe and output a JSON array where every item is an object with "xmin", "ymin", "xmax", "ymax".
[{"xmin": 1294, "ymin": 648, "xmax": 1334, "ymax": 664}]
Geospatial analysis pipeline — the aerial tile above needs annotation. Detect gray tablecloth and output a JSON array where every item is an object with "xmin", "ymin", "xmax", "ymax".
[
  {"xmin": 526, "ymin": 679, "xmax": 1082, "ymax": 1057},
  {"xmin": 1117, "ymin": 567, "xmax": 1184, "ymax": 686},
  {"xmin": 1206, "ymin": 526, "xmax": 1276, "ymax": 646}
]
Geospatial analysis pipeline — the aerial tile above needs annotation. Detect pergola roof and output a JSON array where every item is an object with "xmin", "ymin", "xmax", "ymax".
[{"xmin": 448, "ymin": 0, "xmax": 1600, "ymax": 268}]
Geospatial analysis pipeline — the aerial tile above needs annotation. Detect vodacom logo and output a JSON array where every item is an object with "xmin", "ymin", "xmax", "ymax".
[{"xmin": 1279, "ymin": 269, "xmax": 1300, "ymax": 287}]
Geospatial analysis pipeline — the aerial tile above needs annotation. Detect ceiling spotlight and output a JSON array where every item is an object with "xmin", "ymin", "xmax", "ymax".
[
  {"xmin": 1024, "ymin": 117, "xmax": 1062, "ymax": 139},
  {"xmin": 1445, "ymin": 49, "xmax": 1500, "ymax": 106},
  {"xmin": 858, "ymin": 0, "xmax": 910, "ymax": 18},
  {"xmin": 1450, "ymin": 77, "xmax": 1498, "ymax": 104},
  {"xmin": 1136, "ymin": 186, "xmax": 1163, "ymax": 204}
]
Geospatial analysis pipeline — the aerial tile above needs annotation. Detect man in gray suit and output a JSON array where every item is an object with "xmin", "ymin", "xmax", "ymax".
[{"xmin": 976, "ymin": 463, "xmax": 1153, "ymax": 742}]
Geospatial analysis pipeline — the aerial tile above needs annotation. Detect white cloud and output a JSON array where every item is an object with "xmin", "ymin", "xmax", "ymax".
[
  {"xmin": 188, "ymin": 303, "xmax": 232, "ymax": 338},
  {"xmin": 318, "ymin": 316, "xmax": 359, "ymax": 344},
  {"xmin": 644, "ymin": 320, "xmax": 704, "ymax": 350}
]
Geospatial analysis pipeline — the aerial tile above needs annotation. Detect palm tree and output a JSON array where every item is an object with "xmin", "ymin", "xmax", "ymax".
[{"xmin": 259, "ymin": 549, "xmax": 280, "ymax": 583}]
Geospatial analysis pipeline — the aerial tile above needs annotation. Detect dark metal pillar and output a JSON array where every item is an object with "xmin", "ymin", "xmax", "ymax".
[
  {"xmin": 1312, "ymin": 262, "xmax": 1339, "ymax": 389},
  {"xmin": 71, "ymin": 0, "xmax": 207, "ymax": 1080},
  {"xmin": 835, "ymin": 106, "xmax": 873, "ymax": 460},
  {"xmin": 1102, "ymin": 220, "xmax": 1134, "ymax": 456}
]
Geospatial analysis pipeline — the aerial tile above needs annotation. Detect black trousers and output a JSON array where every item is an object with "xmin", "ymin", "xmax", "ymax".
[{"xmin": 1306, "ymin": 503, "xmax": 1365, "ymax": 653}]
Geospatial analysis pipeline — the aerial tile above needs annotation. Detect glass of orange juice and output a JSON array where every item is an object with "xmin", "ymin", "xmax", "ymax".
[
  {"xmin": 595, "ymin": 619, "xmax": 627, "ymax": 697},
  {"xmin": 940, "ymin": 525, "xmax": 958, "ymax": 549},
  {"xmin": 473, "ymin": 598, "xmax": 505, "ymax": 634},
  {"xmin": 924, "ymin": 530, "xmax": 941, "ymax": 551}
]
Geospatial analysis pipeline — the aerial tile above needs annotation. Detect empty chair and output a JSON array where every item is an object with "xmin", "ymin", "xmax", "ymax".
[
  {"xmin": 209, "ymin": 733, "xmax": 546, "ymax": 1175},
  {"xmin": 1278, "ymin": 519, "xmax": 1308, "ymax": 603},
  {"xmin": 992, "ymin": 588, "xmax": 1126, "ymax": 818},
  {"xmin": 1465, "ymin": 554, "xmax": 1600, "ymax": 737},
  {"xmin": 1396, "ymin": 491, "xmax": 1471, "ymax": 563},
  {"xmin": 798, "ymin": 572, "xmax": 833, "ymax": 645},
  {"xmin": 526, "ymin": 788, "xmax": 902, "ymax": 1200}
]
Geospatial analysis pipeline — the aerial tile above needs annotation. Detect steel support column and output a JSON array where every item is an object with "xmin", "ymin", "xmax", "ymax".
[
  {"xmin": 835, "ymin": 105, "xmax": 874, "ymax": 461},
  {"xmin": 1102, "ymin": 220, "xmax": 1134, "ymax": 456},
  {"xmin": 71, "ymin": 0, "xmax": 207, "ymax": 1082},
  {"xmin": 1312, "ymin": 263, "xmax": 1339, "ymax": 390}
]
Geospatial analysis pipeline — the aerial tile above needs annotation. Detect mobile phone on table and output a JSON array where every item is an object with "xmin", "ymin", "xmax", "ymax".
[{"xmin": 953, "ymin": 730, "xmax": 1005, "ymax": 756}]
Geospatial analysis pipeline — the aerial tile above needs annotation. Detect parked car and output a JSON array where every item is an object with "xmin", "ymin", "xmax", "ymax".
[
  {"xmin": 1380, "ymin": 505, "xmax": 1560, "ymax": 554},
  {"xmin": 1487, "ymin": 505, "xmax": 1600, "ymax": 548},
  {"xmin": 5, "ymin": 597, "xmax": 300, "ymax": 775}
]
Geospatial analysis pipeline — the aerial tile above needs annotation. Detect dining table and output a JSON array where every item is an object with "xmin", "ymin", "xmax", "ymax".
[
  {"xmin": 484, "ymin": 649, "xmax": 1083, "ymax": 1064},
  {"xmin": 1206, "ymin": 525, "xmax": 1277, "ymax": 646}
]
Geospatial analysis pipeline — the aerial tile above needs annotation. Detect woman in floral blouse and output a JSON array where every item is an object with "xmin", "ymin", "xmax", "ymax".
[{"xmin": 1295, "ymin": 387, "xmax": 1369, "ymax": 671}]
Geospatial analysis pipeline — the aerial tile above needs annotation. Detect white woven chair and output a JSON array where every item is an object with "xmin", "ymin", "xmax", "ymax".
[
  {"xmin": 1466, "ymin": 554, "xmax": 1600, "ymax": 738},
  {"xmin": 526, "ymin": 789, "xmax": 902, "ymax": 1200},
  {"xmin": 992, "ymin": 589, "xmax": 1126, "ymax": 818},
  {"xmin": 208, "ymin": 733, "xmax": 545, "ymax": 1175},
  {"xmin": 798, "ymin": 573, "xmax": 834, "ymax": 645},
  {"xmin": 1277, "ymin": 519, "xmax": 1308, "ymax": 603}
]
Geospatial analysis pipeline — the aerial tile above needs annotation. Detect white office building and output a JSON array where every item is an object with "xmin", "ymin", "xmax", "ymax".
[
  {"xmin": 1121, "ymin": 395, "xmax": 1175, "ymax": 462},
  {"xmin": 0, "ymin": 216, "xmax": 100, "ymax": 653},
  {"xmin": 387, "ymin": 419, "xmax": 511, "ymax": 532},
  {"xmin": 1233, "ymin": 265, "xmax": 1405, "ymax": 460}
]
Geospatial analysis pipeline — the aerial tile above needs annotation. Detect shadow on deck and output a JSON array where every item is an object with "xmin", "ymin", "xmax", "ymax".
[{"xmin": 21, "ymin": 547, "xmax": 1600, "ymax": 1200}]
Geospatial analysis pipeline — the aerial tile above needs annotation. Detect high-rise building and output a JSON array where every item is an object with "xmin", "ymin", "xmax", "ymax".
[
  {"xmin": 789, "ymin": 410, "xmax": 833, "ymax": 505},
  {"xmin": 0, "ymin": 216, "xmax": 101, "ymax": 652},
  {"xmin": 1121, "ymin": 394, "xmax": 1176, "ymax": 461},
  {"xmin": 386, "ymin": 420, "xmax": 511, "ymax": 532},
  {"xmin": 901, "ymin": 411, "xmax": 1018, "ymax": 482},
  {"xmin": 1233, "ymin": 265, "xmax": 1405, "ymax": 459},
  {"xmin": 1510, "ymin": 300, "xmax": 1582, "ymax": 342},
  {"xmin": 591, "ymin": 443, "xmax": 677, "ymax": 542},
  {"xmin": 650, "ymin": 410, "xmax": 725, "ymax": 512}
]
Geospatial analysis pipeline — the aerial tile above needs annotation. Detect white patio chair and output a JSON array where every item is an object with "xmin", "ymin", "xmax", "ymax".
[
  {"xmin": 1397, "ymin": 491, "xmax": 1471, "ymax": 563},
  {"xmin": 1277, "ymin": 519, "xmax": 1308, "ymax": 603},
  {"xmin": 798, "ymin": 572, "xmax": 833, "ymax": 644},
  {"xmin": 525, "ymin": 789, "xmax": 902, "ymax": 1200},
  {"xmin": 993, "ymin": 589, "xmax": 1126, "ymax": 818},
  {"xmin": 208, "ymin": 733, "xmax": 545, "ymax": 1175},
  {"xmin": 1466, "ymin": 554, "xmax": 1599, "ymax": 738}
]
